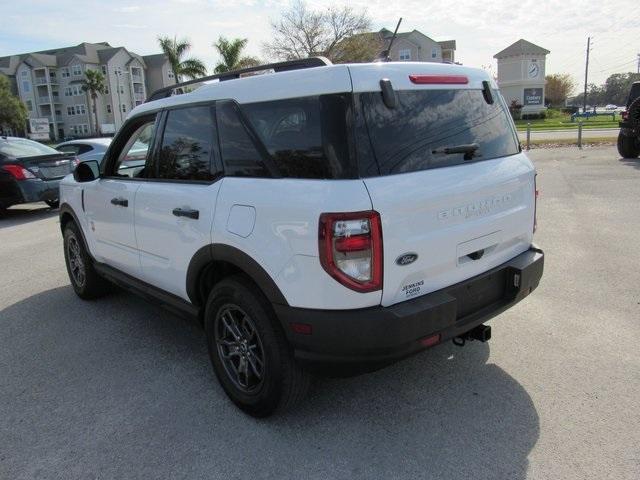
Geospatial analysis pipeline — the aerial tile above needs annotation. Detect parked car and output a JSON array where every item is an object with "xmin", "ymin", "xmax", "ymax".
[
  {"xmin": 1, "ymin": 136, "xmax": 77, "ymax": 212},
  {"xmin": 55, "ymin": 138, "xmax": 112, "ymax": 164},
  {"xmin": 59, "ymin": 58, "xmax": 544, "ymax": 416},
  {"xmin": 617, "ymin": 81, "xmax": 640, "ymax": 158},
  {"xmin": 605, "ymin": 104, "xmax": 617, "ymax": 110}
]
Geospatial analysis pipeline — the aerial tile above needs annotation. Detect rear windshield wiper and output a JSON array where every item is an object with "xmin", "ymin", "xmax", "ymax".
[{"xmin": 432, "ymin": 143, "xmax": 479, "ymax": 160}]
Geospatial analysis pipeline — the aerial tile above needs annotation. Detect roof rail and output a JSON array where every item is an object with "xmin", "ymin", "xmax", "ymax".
[{"xmin": 145, "ymin": 56, "xmax": 332, "ymax": 103}]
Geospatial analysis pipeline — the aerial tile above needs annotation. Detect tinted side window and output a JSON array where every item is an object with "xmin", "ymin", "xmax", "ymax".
[
  {"xmin": 156, "ymin": 106, "xmax": 216, "ymax": 181},
  {"xmin": 240, "ymin": 94, "xmax": 354, "ymax": 179},
  {"xmin": 216, "ymin": 100, "xmax": 270, "ymax": 178},
  {"xmin": 112, "ymin": 117, "xmax": 156, "ymax": 178}
]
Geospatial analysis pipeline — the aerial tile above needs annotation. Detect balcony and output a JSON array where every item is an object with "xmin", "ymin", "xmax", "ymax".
[
  {"xmin": 38, "ymin": 96, "xmax": 51, "ymax": 104},
  {"xmin": 34, "ymin": 77, "xmax": 48, "ymax": 85}
]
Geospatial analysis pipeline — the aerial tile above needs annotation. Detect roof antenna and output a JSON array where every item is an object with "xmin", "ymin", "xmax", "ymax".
[{"xmin": 376, "ymin": 18, "xmax": 403, "ymax": 62}]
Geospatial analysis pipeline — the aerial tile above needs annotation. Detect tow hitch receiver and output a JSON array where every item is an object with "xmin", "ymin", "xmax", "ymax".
[{"xmin": 452, "ymin": 324, "xmax": 492, "ymax": 347}]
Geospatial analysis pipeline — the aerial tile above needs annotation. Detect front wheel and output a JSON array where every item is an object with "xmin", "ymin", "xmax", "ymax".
[
  {"xmin": 204, "ymin": 275, "xmax": 310, "ymax": 417},
  {"xmin": 617, "ymin": 132, "xmax": 640, "ymax": 159},
  {"xmin": 63, "ymin": 222, "xmax": 110, "ymax": 299}
]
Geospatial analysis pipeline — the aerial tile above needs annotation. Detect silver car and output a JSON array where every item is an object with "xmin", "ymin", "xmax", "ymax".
[{"xmin": 55, "ymin": 138, "xmax": 112, "ymax": 164}]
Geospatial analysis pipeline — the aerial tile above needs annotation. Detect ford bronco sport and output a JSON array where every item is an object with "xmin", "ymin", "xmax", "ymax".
[{"xmin": 59, "ymin": 58, "xmax": 544, "ymax": 417}]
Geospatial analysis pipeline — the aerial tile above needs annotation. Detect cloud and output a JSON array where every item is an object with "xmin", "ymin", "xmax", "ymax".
[
  {"xmin": 114, "ymin": 5, "xmax": 141, "ymax": 13},
  {"xmin": 1, "ymin": 0, "xmax": 637, "ymax": 86}
]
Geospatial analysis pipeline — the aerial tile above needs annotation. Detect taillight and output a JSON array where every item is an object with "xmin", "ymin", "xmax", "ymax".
[
  {"xmin": 319, "ymin": 211, "xmax": 383, "ymax": 293},
  {"xmin": 409, "ymin": 74, "xmax": 469, "ymax": 85},
  {"xmin": 533, "ymin": 174, "xmax": 539, "ymax": 234},
  {"xmin": 2, "ymin": 165, "xmax": 36, "ymax": 180}
]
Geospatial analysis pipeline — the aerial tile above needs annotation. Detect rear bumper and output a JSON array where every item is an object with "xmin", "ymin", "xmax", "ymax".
[
  {"xmin": 0, "ymin": 178, "xmax": 61, "ymax": 208},
  {"xmin": 274, "ymin": 246, "xmax": 544, "ymax": 374}
]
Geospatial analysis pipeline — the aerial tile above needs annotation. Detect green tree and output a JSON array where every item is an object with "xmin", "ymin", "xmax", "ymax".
[
  {"xmin": 545, "ymin": 73, "xmax": 576, "ymax": 107},
  {"xmin": 602, "ymin": 72, "xmax": 640, "ymax": 106},
  {"xmin": 213, "ymin": 37, "xmax": 260, "ymax": 74},
  {"xmin": 157, "ymin": 36, "xmax": 207, "ymax": 81},
  {"xmin": 80, "ymin": 69, "xmax": 107, "ymax": 135},
  {"xmin": 0, "ymin": 74, "xmax": 28, "ymax": 134}
]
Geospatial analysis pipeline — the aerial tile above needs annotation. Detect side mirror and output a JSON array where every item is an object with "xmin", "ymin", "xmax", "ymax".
[{"xmin": 73, "ymin": 160, "xmax": 100, "ymax": 182}]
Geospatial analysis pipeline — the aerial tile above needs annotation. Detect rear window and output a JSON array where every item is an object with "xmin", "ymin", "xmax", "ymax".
[
  {"xmin": 0, "ymin": 138, "xmax": 60, "ymax": 158},
  {"xmin": 239, "ymin": 94, "xmax": 355, "ymax": 179},
  {"xmin": 356, "ymin": 89, "xmax": 519, "ymax": 176}
]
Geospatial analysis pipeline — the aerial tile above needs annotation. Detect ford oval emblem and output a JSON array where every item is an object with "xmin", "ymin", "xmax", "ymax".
[{"xmin": 396, "ymin": 253, "xmax": 418, "ymax": 266}]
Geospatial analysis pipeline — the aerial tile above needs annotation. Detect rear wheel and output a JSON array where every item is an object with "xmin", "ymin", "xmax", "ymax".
[
  {"xmin": 63, "ymin": 222, "xmax": 110, "ymax": 299},
  {"xmin": 617, "ymin": 131, "xmax": 640, "ymax": 159},
  {"xmin": 204, "ymin": 275, "xmax": 310, "ymax": 417}
]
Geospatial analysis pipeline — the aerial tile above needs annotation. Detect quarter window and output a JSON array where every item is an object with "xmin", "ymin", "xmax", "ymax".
[
  {"xmin": 155, "ymin": 106, "xmax": 217, "ymax": 181},
  {"xmin": 216, "ymin": 100, "xmax": 270, "ymax": 178}
]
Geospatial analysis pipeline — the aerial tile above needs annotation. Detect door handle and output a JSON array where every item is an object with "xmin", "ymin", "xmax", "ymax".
[
  {"xmin": 110, "ymin": 197, "xmax": 128, "ymax": 207},
  {"xmin": 172, "ymin": 208, "xmax": 199, "ymax": 220}
]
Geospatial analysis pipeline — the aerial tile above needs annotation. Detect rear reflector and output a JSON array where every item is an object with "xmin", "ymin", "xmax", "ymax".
[
  {"xmin": 409, "ymin": 74, "xmax": 469, "ymax": 85},
  {"xmin": 420, "ymin": 334, "xmax": 441, "ymax": 347},
  {"xmin": 290, "ymin": 322, "xmax": 313, "ymax": 335}
]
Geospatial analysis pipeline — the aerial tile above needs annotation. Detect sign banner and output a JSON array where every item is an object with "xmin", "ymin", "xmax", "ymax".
[
  {"xmin": 28, "ymin": 118, "xmax": 50, "ymax": 140},
  {"xmin": 524, "ymin": 88, "xmax": 543, "ymax": 106}
]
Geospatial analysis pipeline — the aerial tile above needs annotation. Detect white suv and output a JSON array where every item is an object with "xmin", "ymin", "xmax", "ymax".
[{"xmin": 59, "ymin": 58, "xmax": 544, "ymax": 417}]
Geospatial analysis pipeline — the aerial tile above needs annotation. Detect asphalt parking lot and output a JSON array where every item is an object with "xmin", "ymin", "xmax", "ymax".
[{"xmin": 1, "ymin": 146, "xmax": 639, "ymax": 480}]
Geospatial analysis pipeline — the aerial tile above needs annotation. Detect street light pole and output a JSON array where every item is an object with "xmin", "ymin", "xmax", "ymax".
[{"xmin": 582, "ymin": 37, "xmax": 591, "ymax": 113}]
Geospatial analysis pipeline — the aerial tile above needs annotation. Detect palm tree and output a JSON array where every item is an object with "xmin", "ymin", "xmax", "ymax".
[
  {"xmin": 213, "ymin": 37, "xmax": 260, "ymax": 74},
  {"xmin": 157, "ymin": 36, "xmax": 207, "ymax": 82},
  {"xmin": 80, "ymin": 69, "xmax": 107, "ymax": 136}
]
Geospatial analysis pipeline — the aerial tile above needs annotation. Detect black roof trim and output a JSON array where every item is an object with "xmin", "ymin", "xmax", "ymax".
[{"xmin": 145, "ymin": 56, "xmax": 332, "ymax": 103}]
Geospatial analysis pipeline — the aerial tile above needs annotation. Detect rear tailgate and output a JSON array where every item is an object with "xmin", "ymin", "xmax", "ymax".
[
  {"xmin": 349, "ymin": 63, "xmax": 535, "ymax": 307},
  {"xmin": 365, "ymin": 155, "xmax": 535, "ymax": 306}
]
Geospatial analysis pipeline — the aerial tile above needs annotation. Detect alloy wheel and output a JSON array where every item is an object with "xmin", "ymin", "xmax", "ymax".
[{"xmin": 214, "ymin": 304, "xmax": 266, "ymax": 393}]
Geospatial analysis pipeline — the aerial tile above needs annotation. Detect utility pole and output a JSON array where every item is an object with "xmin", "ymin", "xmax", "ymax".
[
  {"xmin": 582, "ymin": 37, "xmax": 590, "ymax": 113},
  {"xmin": 637, "ymin": 53, "xmax": 640, "ymax": 74}
]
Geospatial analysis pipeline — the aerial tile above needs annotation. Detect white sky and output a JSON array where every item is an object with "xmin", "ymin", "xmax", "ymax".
[{"xmin": 1, "ymin": 0, "xmax": 638, "ymax": 92}]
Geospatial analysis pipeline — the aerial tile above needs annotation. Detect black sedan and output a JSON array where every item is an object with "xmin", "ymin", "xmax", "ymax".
[{"xmin": 0, "ymin": 136, "xmax": 77, "ymax": 213}]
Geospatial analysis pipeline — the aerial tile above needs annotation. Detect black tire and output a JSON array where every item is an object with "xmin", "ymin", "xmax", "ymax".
[
  {"xmin": 617, "ymin": 132, "xmax": 640, "ymax": 159},
  {"xmin": 45, "ymin": 199, "xmax": 59, "ymax": 209},
  {"xmin": 204, "ymin": 275, "xmax": 310, "ymax": 417},
  {"xmin": 63, "ymin": 222, "xmax": 110, "ymax": 299}
]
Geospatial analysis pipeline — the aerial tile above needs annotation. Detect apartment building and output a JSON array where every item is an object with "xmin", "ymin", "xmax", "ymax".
[
  {"xmin": 377, "ymin": 28, "xmax": 457, "ymax": 63},
  {"xmin": 0, "ymin": 42, "xmax": 176, "ymax": 141}
]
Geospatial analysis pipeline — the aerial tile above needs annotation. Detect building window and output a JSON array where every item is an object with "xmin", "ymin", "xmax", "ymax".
[
  {"xmin": 77, "ymin": 104, "xmax": 86, "ymax": 115},
  {"xmin": 106, "ymin": 104, "xmax": 112, "ymax": 113},
  {"xmin": 71, "ymin": 64, "xmax": 82, "ymax": 76},
  {"xmin": 67, "ymin": 106, "xmax": 76, "ymax": 116},
  {"xmin": 22, "ymin": 81, "xmax": 31, "ymax": 93},
  {"xmin": 101, "ymin": 65, "xmax": 107, "ymax": 75},
  {"xmin": 121, "ymin": 104, "xmax": 127, "ymax": 113},
  {"xmin": 119, "ymin": 85, "xmax": 125, "ymax": 94},
  {"xmin": 431, "ymin": 47, "xmax": 438, "ymax": 59},
  {"xmin": 21, "ymin": 70, "xmax": 28, "ymax": 77},
  {"xmin": 61, "ymin": 68, "xmax": 70, "ymax": 78},
  {"xmin": 168, "ymin": 71, "xmax": 175, "ymax": 79},
  {"xmin": 399, "ymin": 49, "xmax": 411, "ymax": 61},
  {"xmin": 104, "ymin": 85, "xmax": 109, "ymax": 94},
  {"xmin": 25, "ymin": 100, "xmax": 33, "ymax": 111}
]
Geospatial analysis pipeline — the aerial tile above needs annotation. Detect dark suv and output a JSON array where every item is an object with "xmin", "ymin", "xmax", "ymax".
[
  {"xmin": 617, "ymin": 81, "xmax": 640, "ymax": 159},
  {"xmin": 0, "ymin": 136, "xmax": 76, "ymax": 213}
]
